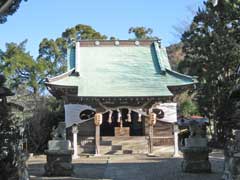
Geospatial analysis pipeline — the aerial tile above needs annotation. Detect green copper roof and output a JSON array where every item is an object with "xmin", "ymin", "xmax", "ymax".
[{"xmin": 48, "ymin": 40, "xmax": 197, "ymax": 97}]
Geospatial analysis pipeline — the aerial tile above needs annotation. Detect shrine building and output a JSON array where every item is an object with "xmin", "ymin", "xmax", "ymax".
[{"xmin": 45, "ymin": 39, "xmax": 197, "ymax": 156}]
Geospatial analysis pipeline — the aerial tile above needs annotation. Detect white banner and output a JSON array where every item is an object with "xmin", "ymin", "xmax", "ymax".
[
  {"xmin": 64, "ymin": 104, "xmax": 96, "ymax": 127},
  {"xmin": 64, "ymin": 103, "xmax": 177, "ymax": 127},
  {"xmin": 152, "ymin": 103, "xmax": 177, "ymax": 123}
]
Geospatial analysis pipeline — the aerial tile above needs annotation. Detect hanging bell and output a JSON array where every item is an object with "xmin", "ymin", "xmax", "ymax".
[
  {"xmin": 108, "ymin": 110, "xmax": 112, "ymax": 124},
  {"xmin": 127, "ymin": 110, "xmax": 132, "ymax": 122}
]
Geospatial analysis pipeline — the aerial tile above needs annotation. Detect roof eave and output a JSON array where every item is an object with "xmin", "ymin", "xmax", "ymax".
[
  {"xmin": 46, "ymin": 68, "xmax": 77, "ymax": 84},
  {"xmin": 166, "ymin": 69, "xmax": 198, "ymax": 84}
]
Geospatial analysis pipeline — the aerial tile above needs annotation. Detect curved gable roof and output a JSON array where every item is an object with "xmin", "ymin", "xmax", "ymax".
[{"xmin": 47, "ymin": 40, "xmax": 197, "ymax": 97}]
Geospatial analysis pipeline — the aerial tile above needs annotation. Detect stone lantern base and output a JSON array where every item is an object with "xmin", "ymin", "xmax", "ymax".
[
  {"xmin": 44, "ymin": 139, "xmax": 73, "ymax": 176},
  {"xmin": 223, "ymin": 154, "xmax": 240, "ymax": 180},
  {"xmin": 181, "ymin": 147, "xmax": 211, "ymax": 173},
  {"xmin": 44, "ymin": 149, "xmax": 74, "ymax": 176}
]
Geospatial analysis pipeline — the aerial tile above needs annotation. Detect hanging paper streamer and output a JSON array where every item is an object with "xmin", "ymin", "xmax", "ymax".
[
  {"xmin": 138, "ymin": 113, "xmax": 142, "ymax": 122},
  {"xmin": 212, "ymin": 0, "xmax": 218, "ymax": 7},
  {"xmin": 127, "ymin": 109, "xmax": 132, "ymax": 122},
  {"xmin": 108, "ymin": 110, "xmax": 112, "ymax": 124},
  {"xmin": 117, "ymin": 109, "xmax": 121, "ymax": 123}
]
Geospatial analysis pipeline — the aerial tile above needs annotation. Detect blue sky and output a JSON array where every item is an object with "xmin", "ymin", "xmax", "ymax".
[{"xmin": 0, "ymin": 0, "xmax": 205, "ymax": 58}]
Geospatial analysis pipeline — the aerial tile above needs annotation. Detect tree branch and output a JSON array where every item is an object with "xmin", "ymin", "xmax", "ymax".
[{"xmin": 0, "ymin": 0, "xmax": 14, "ymax": 14}]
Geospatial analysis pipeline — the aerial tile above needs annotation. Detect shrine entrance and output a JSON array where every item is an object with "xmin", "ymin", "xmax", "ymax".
[{"xmin": 100, "ymin": 109, "xmax": 145, "ymax": 137}]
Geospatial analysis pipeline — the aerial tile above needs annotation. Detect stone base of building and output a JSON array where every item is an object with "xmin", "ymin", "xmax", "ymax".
[
  {"xmin": 44, "ymin": 149, "xmax": 74, "ymax": 176},
  {"xmin": 181, "ymin": 147, "xmax": 211, "ymax": 173}
]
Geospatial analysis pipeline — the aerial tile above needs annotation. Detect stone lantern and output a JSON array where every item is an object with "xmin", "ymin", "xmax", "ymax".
[{"xmin": 181, "ymin": 120, "xmax": 211, "ymax": 173}]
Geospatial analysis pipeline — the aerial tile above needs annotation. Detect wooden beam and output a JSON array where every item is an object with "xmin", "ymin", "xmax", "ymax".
[{"xmin": 94, "ymin": 113, "xmax": 102, "ymax": 156}]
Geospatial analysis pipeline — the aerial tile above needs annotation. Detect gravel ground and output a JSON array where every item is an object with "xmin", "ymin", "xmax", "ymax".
[{"xmin": 28, "ymin": 151, "xmax": 224, "ymax": 180}]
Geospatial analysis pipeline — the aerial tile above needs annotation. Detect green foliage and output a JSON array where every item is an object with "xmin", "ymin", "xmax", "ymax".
[
  {"xmin": 128, "ymin": 26, "xmax": 154, "ymax": 39},
  {"xmin": 26, "ymin": 96, "xmax": 64, "ymax": 153},
  {"xmin": 180, "ymin": 99, "xmax": 199, "ymax": 117},
  {"xmin": 62, "ymin": 24, "xmax": 107, "ymax": 42},
  {"xmin": 176, "ymin": 91, "xmax": 199, "ymax": 117},
  {"xmin": 38, "ymin": 38, "xmax": 67, "ymax": 77},
  {"xmin": 0, "ymin": 76, "xmax": 26, "ymax": 180},
  {"xmin": 179, "ymin": 0, "xmax": 240, "ymax": 140},
  {"xmin": 0, "ymin": 0, "xmax": 27, "ymax": 24},
  {"xmin": 0, "ymin": 40, "xmax": 47, "ymax": 94}
]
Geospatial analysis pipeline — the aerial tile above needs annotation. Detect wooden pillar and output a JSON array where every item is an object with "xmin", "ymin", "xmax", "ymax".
[
  {"xmin": 72, "ymin": 125, "xmax": 79, "ymax": 159},
  {"xmin": 94, "ymin": 113, "xmax": 102, "ymax": 156},
  {"xmin": 148, "ymin": 112, "xmax": 156, "ymax": 155}
]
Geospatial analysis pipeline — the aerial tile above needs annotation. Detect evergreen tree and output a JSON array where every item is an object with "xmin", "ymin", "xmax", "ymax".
[
  {"xmin": 0, "ymin": 74, "xmax": 28, "ymax": 179},
  {"xmin": 0, "ymin": 40, "xmax": 47, "ymax": 94},
  {"xmin": 179, "ymin": 0, "xmax": 240, "ymax": 142},
  {"xmin": 0, "ymin": 0, "xmax": 27, "ymax": 24},
  {"xmin": 128, "ymin": 26, "xmax": 154, "ymax": 39}
]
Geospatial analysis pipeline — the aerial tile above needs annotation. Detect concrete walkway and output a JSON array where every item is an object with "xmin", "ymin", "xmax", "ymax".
[{"xmin": 28, "ymin": 151, "xmax": 224, "ymax": 180}]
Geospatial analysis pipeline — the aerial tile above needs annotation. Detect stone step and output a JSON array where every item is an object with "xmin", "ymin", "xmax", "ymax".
[
  {"xmin": 100, "ymin": 140, "xmax": 112, "ymax": 146},
  {"xmin": 101, "ymin": 136, "xmax": 148, "ymax": 155},
  {"xmin": 78, "ymin": 136, "xmax": 151, "ymax": 155}
]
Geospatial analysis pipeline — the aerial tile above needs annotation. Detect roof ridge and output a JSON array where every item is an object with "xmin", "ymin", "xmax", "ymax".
[
  {"xmin": 153, "ymin": 42, "xmax": 171, "ymax": 73},
  {"xmin": 77, "ymin": 39, "xmax": 159, "ymax": 42}
]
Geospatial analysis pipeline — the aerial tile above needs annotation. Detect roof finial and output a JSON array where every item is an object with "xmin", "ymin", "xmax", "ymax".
[
  {"xmin": 157, "ymin": 38, "xmax": 162, "ymax": 48},
  {"xmin": 76, "ymin": 32, "xmax": 81, "ymax": 42}
]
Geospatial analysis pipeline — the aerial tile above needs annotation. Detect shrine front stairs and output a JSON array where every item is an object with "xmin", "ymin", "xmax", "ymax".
[{"xmin": 77, "ymin": 136, "xmax": 174, "ymax": 156}]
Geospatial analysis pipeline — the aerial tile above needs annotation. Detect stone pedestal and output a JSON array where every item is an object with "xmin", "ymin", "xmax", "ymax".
[
  {"xmin": 45, "ymin": 149, "xmax": 74, "ymax": 176},
  {"xmin": 223, "ymin": 154, "xmax": 240, "ymax": 180},
  {"xmin": 181, "ymin": 120, "xmax": 211, "ymax": 173},
  {"xmin": 45, "ymin": 140, "xmax": 74, "ymax": 176},
  {"xmin": 181, "ymin": 146, "xmax": 211, "ymax": 173}
]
